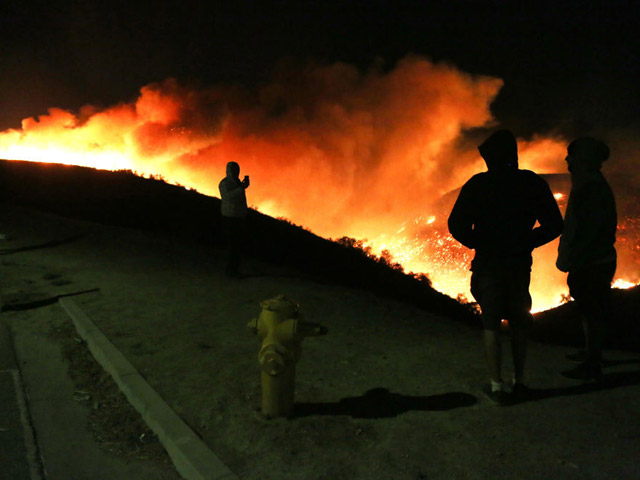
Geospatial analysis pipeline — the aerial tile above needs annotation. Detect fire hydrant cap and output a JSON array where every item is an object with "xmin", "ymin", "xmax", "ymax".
[{"xmin": 260, "ymin": 294, "xmax": 300, "ymax": 318}]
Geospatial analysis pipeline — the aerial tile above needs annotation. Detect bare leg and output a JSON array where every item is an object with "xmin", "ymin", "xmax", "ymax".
[
  {"xmin": 483, "ymin": 329, "xmax": 502, "ymax": 384},
  {"xmin": 511, "ymin": 326, "xmax": 527, "ymax": 383}
]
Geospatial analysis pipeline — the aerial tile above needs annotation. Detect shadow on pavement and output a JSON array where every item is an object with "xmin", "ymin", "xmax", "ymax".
[
  {"xmin": 511, "ymin": 369, "xmax": 640, "ymax": 405},
  {"xmin": 2, "ymin": 289, "xmax": 100, "ymax": 312},
  {"xmin": 294, "ymin": 387, "xmax": 478, "ymax": 419},
  {"xmin": 0, "ymin": 235, "xmax": 86, "ymax": 255}
]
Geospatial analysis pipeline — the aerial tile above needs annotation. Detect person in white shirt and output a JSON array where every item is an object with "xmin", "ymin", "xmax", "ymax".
[{"xmin": 218, "ymin": 161, "xmax": 250, "ymax": 277}]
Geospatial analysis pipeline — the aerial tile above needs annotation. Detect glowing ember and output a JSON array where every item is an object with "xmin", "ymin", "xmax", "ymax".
[
  {"xmin": 0, "ymin": 57, "xmax": 638, "ymax": 311},
  {"xmin": 553, "ymin": 192, "xmax": 564, "ymax": 200}
]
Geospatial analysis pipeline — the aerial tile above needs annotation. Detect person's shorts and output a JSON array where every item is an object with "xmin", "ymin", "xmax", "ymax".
[{"xmin": 471, "ymin": 269, "xmax": 533, "ymax": 331}]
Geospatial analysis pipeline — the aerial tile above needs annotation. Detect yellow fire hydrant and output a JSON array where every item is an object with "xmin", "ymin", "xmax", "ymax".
[{"xmin": 248, "ymin": 294, "xmax": 327, "ymax": 418}]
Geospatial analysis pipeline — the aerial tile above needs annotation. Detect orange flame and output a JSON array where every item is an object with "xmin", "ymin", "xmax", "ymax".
[{"xmin": 0, "ymin": 56, "xmax": 638, "ymax": 310}]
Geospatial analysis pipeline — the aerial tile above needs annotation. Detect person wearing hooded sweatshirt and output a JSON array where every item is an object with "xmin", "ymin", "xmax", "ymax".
[
  {"xmin": 219, "ymin": 161, "xmax": 250, "ymax": 277},
  {"xmin": 448, "ymin": 129, "xmax": 563, "ymax": 405},
  {"xmin": 557, "ymin": 137, "xmax": 616, "ymax": 381}
]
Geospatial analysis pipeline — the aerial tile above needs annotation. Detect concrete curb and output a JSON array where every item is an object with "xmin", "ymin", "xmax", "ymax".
[
  {"xmin": 58, "ymin": 298, "xmax": 238, "ymax": 480},
  {"xmin": 0, "ymin": 317, "xmax": 18, "ymax": 371}
]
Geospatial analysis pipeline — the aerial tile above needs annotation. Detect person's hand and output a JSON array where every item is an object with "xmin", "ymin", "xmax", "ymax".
[{"xmin": 242, "ymin": 175, "xmax": 250, "ymax": 188}]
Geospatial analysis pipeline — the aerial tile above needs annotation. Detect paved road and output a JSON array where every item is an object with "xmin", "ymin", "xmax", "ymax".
[
  {"xmin": 1, "ymin": 306, "xmax": 180, "ymax": 480},
  {"xmin": 0, "ymin": 319, "xmax": 40, "ymax": 480}
]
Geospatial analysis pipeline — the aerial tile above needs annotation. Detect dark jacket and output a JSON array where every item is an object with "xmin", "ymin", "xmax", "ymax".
[
  {"xmin": 448, "ymin": 131, "xmax": 563, "ymax": 273},
  {"xmin": 556, "ymin": 170, "xmax": 617, "ymax": 272}
]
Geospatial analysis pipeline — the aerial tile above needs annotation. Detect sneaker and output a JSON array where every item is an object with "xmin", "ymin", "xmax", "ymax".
[
  {"xmin": 482, "ymin": 384, "xmax": 511, "ymax": 406},
  {"xmin": 561, "ymin": 361, "xmax": 603, "ymax": 381},
  {"xmin": 565, "ymin": 350, "xmax": 587, "ymax": 363}
]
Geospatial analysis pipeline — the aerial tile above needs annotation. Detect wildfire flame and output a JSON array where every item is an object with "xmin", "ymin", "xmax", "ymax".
[
  {"xmin": 612, "ymin": 278, "xmax": 637, "ymax": 290},
  {"xmin": 0, "ymin": 56, "xmax": 638, "ymax": 311}
]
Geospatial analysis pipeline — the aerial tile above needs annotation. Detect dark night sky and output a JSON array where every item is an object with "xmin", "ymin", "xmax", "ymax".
[{"xmin": 1, "ymin": 0, "xmax": 638, "ymax": 135}]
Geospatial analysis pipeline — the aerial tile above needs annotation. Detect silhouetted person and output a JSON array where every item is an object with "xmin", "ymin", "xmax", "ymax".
[
  {"xmin": 218, "ymin": 161, "xmax": 250, "ymax": 277},
  {"xmin": 556, "ymin": 137, "xmax": 616, "ymax": 381},
  {"xmin": 448, "ymin": 130, "xmax": 563, "ymax": 405}
]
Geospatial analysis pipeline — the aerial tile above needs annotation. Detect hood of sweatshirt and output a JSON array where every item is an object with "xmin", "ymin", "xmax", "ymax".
[
  {"xmin": 478, "ymin": 129, "xmax": 518, "ymax": 171},
  {"xmin": 226, "ymin": 161, "xmax": 240, "ymax": 179}
]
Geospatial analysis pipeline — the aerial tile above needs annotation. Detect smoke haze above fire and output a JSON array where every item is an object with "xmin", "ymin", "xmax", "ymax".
[{"xmin": 1, "ymin": 2, "xmax": 638, "ymax": 134}]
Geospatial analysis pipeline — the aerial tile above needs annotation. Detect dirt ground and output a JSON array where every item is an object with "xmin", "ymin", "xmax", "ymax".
[{"xmin": 2, "ymin": 204, "xmax": 639, "ymax": 480}]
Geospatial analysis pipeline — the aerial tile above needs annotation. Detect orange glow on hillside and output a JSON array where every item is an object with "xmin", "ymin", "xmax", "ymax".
[{"xmin": 1, "ymin": 56, "xmax": 638, "ymax": 311}]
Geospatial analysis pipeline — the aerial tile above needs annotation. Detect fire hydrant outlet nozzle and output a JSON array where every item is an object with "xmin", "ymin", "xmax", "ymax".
[
  {"xmin": 259, "ymin": 344, "xmax": 288, "ymax": 375},
  {"xmin": 248, "ymin": 294, "xmax": 328, "ymax": 418}
]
